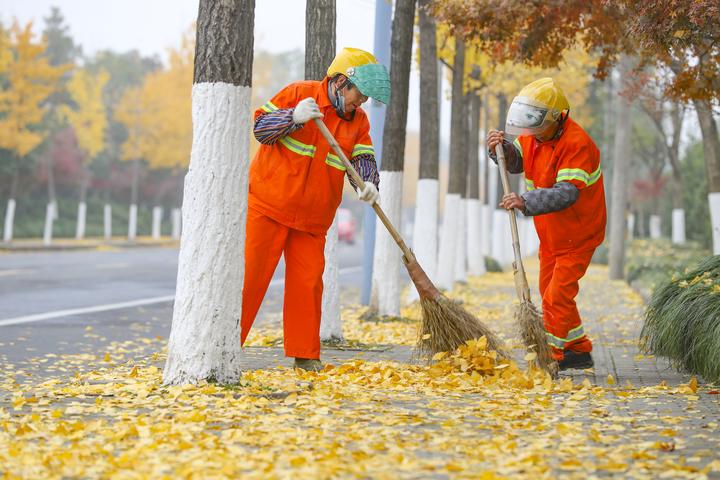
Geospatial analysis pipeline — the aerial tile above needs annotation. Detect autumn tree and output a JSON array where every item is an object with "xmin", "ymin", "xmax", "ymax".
[
  {"xmin": 61, "ymin": 68, "xmax": 109, "ymax": 239},
  {"xmin": 163, "ymin": 0, "xmax": 255, "ymax": 385},
  {"xmin": 0, "ymin": 21, "xmax": 67, "ymax": 242},
  {"xmin": 372, "ymin": 0, "xmax": 416, "ymax": 316}
]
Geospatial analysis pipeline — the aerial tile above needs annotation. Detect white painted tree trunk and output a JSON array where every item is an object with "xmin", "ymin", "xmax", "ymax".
[
  {"xmin": 320, "ymin": 215, "xmax": 342, "ymax": 341},
  {"xmin": 466, "ymin": 198, "xmax": 485, "ymax": 275},
  {"xmin": 152, "ymin": 206, "xmax": 163, "ymax": 239},
  {"xmin": 710, "ymin": 193, "xmax": 720, "ymax": 254},
  {"xmin": 3, "ymin": 199, "xmax": 15, "ymax": 243},
  {"xmin": 437, "ymin": 193, "xmax": 460, "ymax": 290},
  {"xmin": 163, "ymin": 83, "xmax": 249, "ymax": 385},
  {"xmin": 372, "ymin": 171, "xmax": 403, "ymax": 316},
  {"xmin": 627, "ymin": 213, "xmax": 635, "ymax": 240},
  {"xmin": 671, "ymin": 209, "xmax": 686, "ymax": 245},
  {"xmin": 43, "ymin": 202, "xmax": 56, "ymax": 246},
  {"xmin": 171, "ymin": 208, "xmax": 181, "ymax": 239},
  {"xmin": 128, "ymin": 204, "xmax": 138, "ymax": 240},
  {"xmin": 104, "ymin": 204, "xmax": 112, "ymax": 240},
  {"xmin": 649, "ymin": 214, "xmax": 661, "ymax": 239},
  {"xmin": 454, "ymin": 199, "xmax": 467, "ymax": 282},
  {"xmin": 492, "ymin": 209, "xmax": 512, "ymax": 265},
  {"xmin": 407, "ymin": 178, "xmax": 439, "ymax": 303},
  {"xmin": 488, "ymin": 162, "xmax": 499, "ymax": 213},
  {"xmin": 75, "ymin": 202, "xmax": 87, "ymax": 240},
  {"xmin": 480, "ymin": 204, "xmax": 491, "ymax": 257}
]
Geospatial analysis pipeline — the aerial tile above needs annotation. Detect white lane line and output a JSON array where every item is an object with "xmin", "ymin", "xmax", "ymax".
[
  {"xmin": 0, "ymin": 269, "xmax": 35, "ymax": 277},
  {"xmin": 0, "ymin": 265, "xmax": 363, "ymax": 327}
]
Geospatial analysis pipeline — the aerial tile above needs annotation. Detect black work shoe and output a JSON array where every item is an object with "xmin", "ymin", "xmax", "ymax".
[
  {"xmin": 558, "ymin": 351, "xmax": 594, "ymax": 371},
  {"xmin": 294, "ymin": 358, "xmax": 323, "ymax": 372}
]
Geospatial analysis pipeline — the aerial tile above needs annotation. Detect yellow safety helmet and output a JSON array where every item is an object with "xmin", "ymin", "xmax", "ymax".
[
  {"xmin": 327, "ymin": 47, "xmax": 391, "ymax": 104},
  {"xmin": 505, "ymin": 77, "xmax": 570, "ymax": 136}
]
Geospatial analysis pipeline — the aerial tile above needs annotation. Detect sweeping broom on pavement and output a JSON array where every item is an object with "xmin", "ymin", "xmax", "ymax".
[
  {"xmin": 495, "ymin": 144, "xmax": 557, "ymax": 375},
  {"xmin": 315, "ymin": 118, "xmax": 506, "ymax": 359}
]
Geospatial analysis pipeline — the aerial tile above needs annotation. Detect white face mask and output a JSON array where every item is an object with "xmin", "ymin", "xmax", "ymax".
[{"xmin": 505, "ymin": 96, "xmax": 560, "ymax": 136}]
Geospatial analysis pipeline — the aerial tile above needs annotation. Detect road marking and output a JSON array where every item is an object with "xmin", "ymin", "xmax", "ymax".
[
  {"xmin": 0, "ymin": 269, "xmax": 35, "ymax": 277},
  {"xmin": 0, "ymin": 265, "xmax": 363, "ymax": 326}
]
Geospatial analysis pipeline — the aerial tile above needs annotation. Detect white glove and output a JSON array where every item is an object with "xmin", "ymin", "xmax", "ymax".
[
  {"xmin": 292, "ymin": 97, "xmax": 323, "ymax": 124},
  {"xmin": 359, "ymin": 183, "xmax": 379, "ymax": 205}
]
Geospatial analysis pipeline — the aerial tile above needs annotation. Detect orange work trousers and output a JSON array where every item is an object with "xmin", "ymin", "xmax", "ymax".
[
  {"xmin": 240, "ymin": 207, "xmax": 326, "ymax": 359},
  {"xmin": 538, "ymin": 248, "xmax": 594, "ymax": 361}
]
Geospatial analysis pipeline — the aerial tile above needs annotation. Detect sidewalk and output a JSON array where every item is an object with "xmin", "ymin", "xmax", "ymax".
[
  {"xmin": 0, "ymin": 236, "xmax": 179, "ymax": 252},
  {"xmin": 1, "ymin": 261, "xmax": 719, "ymax": 479}
]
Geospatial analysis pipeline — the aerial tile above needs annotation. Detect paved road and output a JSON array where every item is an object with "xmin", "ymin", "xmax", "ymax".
[{"xmin": 0, "ymin": 242, "xmax": 364, "ymax": 364}]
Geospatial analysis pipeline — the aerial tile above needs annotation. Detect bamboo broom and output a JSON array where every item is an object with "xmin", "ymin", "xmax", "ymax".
[
  {"xmin": 495, "ymin": 144, "xmax": 557, "ymax": 375},
  {"xmin": 314, "ymin": 118, "xmax": 505, "ymax": 358}
]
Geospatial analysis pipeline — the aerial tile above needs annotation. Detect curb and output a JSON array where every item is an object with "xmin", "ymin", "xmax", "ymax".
[{"xmin": 0, "ymin": 239, "xmax": 179, "ymax": 253}]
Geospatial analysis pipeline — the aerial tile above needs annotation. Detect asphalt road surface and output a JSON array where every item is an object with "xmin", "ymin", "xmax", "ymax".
[{"xmin": 0, "ymin": 242, "xmax": 364, "ymax": 365}]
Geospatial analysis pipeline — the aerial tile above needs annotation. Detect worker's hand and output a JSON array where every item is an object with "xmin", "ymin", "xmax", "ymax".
[
  {"xmin": 487, "ymin": 129, "xmax": 505, "ymax": 154},
  {"xmin": 499, "ymin": 192, "xmax": 525, "ymax": 212},
  {"xmin": 359, "ymin": 183, "xmax": 379, "ymax": 205},
  {"xmin": 292, "ymin": 97, "xmax": 323, "ymax": 124}
]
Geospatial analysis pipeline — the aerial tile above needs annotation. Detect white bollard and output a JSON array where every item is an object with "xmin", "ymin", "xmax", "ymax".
[
  {"xmin": 3, "ymin": 199, "xmax": 15, "ymax": 243},
  {"xmin": 171, "ymin": 208, "xmax": 181, "ymax": 240},
  {"xmin": 671, "ymin": 208, "xmax": 686, "ymax": 245},
  {"xmin": 710, "ymin": 193, "xmax": 720, "ymax": 255},
  {"xmin": 128, "ymin": 204, "xmax": 137, "ymax": 240},
  {"xmin": 649, "ymin": 214, "xmax": 661, "ymax": 239},
  {"xmin": 152, "ymin": 206, "xmax": 163, "ymax": 239},
  {"xmin": 43, "ymin": 203, "xmax": 54, "ymax": 246},
  {"xmin": 104, "ymin": 204, "xmax": 112, "ymax": 240},
  {"xmin": 75, "ymin": 202, "xmax": 87, "ymax": 240}
]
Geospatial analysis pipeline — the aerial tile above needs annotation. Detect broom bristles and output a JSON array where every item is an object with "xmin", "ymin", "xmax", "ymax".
[
  {"xmin": 516, "ymin": 301, "xmax": 557, "ymax": 376},
  {"xmin": 416, "ymin": 294, "xmax": 507, "ymax": 360}
]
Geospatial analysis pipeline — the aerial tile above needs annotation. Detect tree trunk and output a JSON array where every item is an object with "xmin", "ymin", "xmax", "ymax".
[
  {"xmin": 437, "ymin": 34, "xmax": 465, "ymax": 290},
  {"xmin": 128, "ymin": 158, "xmax": 140, "ymax": 240},
  {"xmin": 408, "ymin": 0, "xmax": 440, "ymax": 303},
  {"xmin": 304, "ymin": 0, "xmax": 336, "ymax": 81},
  {"xmin": 480, "ymin": 92, "xmax": 492, "ymax": 259},
  {"xmin": 466, "ymin": 79, "xmax": 485, "ymax": 275},
  {"xmin": 372, "ymin": 0, "xmax": 416, "ymax": 316},
  {"xmin": 692, "ymin": 98, "xmax": 720, "ymax": 253},
  {"xmin": 609, "ymin": 58, "xmax": 632, "ymax": 280},
  {"xmin": 163, "ymin": 0, "xmax": 255, "ymax": 385},
  {"xmin": 304, "ymin": 0, "xmax": 341, "ymax": 341},
  {"xmin": 602, "ymin": 76, "xmax": 614, "ymax": 211},
  {"xmin": 3, "ymin": 159, "xmax": 19, "ymax": 243},
  {"xmin": 454, "ymin": 98, "xmax": 469, "ymax": 282},
  {"xmin": 76, "ymin": 165, "xmax": 89, "ymax": 240}
]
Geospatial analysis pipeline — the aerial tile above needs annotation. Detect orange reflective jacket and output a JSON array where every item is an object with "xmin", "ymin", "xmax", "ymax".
[
  {"xmin": 516, "ymin": 117, "xmax": 607, "ymax": 254},
  {"xmin": 249, "ymin": 77, "xmax": 374, "ymax": 234}
]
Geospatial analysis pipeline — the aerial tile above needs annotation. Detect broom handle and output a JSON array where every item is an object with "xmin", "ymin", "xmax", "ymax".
[
  {"xmin": 313, "ymin": 118, "xmax": 415, "ymax": 262},
  {"xmin": 495, "ymin": 144, "xmax": 532, "ymax": 302}
]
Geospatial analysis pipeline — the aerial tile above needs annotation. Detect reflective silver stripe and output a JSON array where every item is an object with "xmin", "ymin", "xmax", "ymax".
[
  {"xmin": 352, "ymin": 144, "xmax": 374, "ymax": 157},
  {"xmin": 279, "ymin": 135, "xmax": 316, "ymax": 158},
  {"xmin": 513, "ymin": 137, "xmax": 523, "ymax": 158},
  {"xmin": 546, "ymin": 325, "xmax": 586, "ymax": 348},
  {"xmin": 325, "ymin": 153, "xmax": 346, "ymax": 171},
  {"xmin": 260, "ymin": 100, "xmax": 279, "ymax": 113}
]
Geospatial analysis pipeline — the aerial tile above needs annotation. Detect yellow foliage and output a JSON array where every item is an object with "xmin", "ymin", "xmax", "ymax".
[
  {"xmin": 60, "ymin": 68, "xmax": 109, "ymax": 161},
  {"xmin": 115, "ymin": 29, "xmax": 193, "ymax": 170},
  {"xmin": 0, "ymin": 21, "xmax": 69, "ymax": 157}
]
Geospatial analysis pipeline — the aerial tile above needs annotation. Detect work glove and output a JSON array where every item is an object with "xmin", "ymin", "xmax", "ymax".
[
  {"xmin": 292, "ymin": 97, "xmax": 323, "ymax": 124},
  {"xmin": 359, "ymin": 183, "xmax": 379, "ymax": 205}
]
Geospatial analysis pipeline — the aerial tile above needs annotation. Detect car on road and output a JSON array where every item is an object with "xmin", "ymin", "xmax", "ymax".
[{"xmin": 337, "ymin": 208, "xmax": 356, "ymax": 244}]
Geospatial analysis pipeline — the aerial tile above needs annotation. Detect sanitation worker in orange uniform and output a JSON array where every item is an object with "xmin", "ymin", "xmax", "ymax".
[
  {"xmin": 241, "ymin": 48, "xmax": 390, "ymax": 371},
  {"xmin": 487, "ymin": 77, "xmax": 606, "ymax": 371}
]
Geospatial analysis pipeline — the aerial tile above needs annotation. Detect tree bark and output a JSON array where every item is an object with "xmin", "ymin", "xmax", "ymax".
[
  {"xmin": 466, "ymin": 78, "xmax": 485, "ymax": 275},
  {"xmin": 408, "ymin": 0, "xmax": 440, "ymax": 299},
  {"xmin": 304, "ymin": 0, "xmax": 341, "ymax": 341},
  {"xmin": 418, "ymin": 0, "xmax": 439, "ymax": 181},
  {"xmin": 373, "ymin": 0, "xmax": 416, "ymax": 316},
  {"xmin": 437, "ymin": 34, "xmax": 465, "ymax": 290},
  {"xmin": 164, "ymin": 0, "xmax": 255, "ymax": 385},
  {"xmin": 609, "ymin": 58, "xmax": 632, "ymax": 280},
  {"xmin": 693, "ymin": 99, "xmax": 720, "ymax": 194},
  {"xmin": 304, "ymin": 0, "xmax": 336, "ymax": 81}
]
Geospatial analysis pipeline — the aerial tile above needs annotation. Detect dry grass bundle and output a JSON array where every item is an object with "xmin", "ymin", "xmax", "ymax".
[
  {"xmin": 416, "ymin": 295, "xmax": 507, "ymax": 360},
  {"xmin": 515, "ymin": 301, "xmax": 557, "ymax": 376},
  {"xmin": 641, "ymin": 255, "xmax": 720, "ymax": 382}
]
